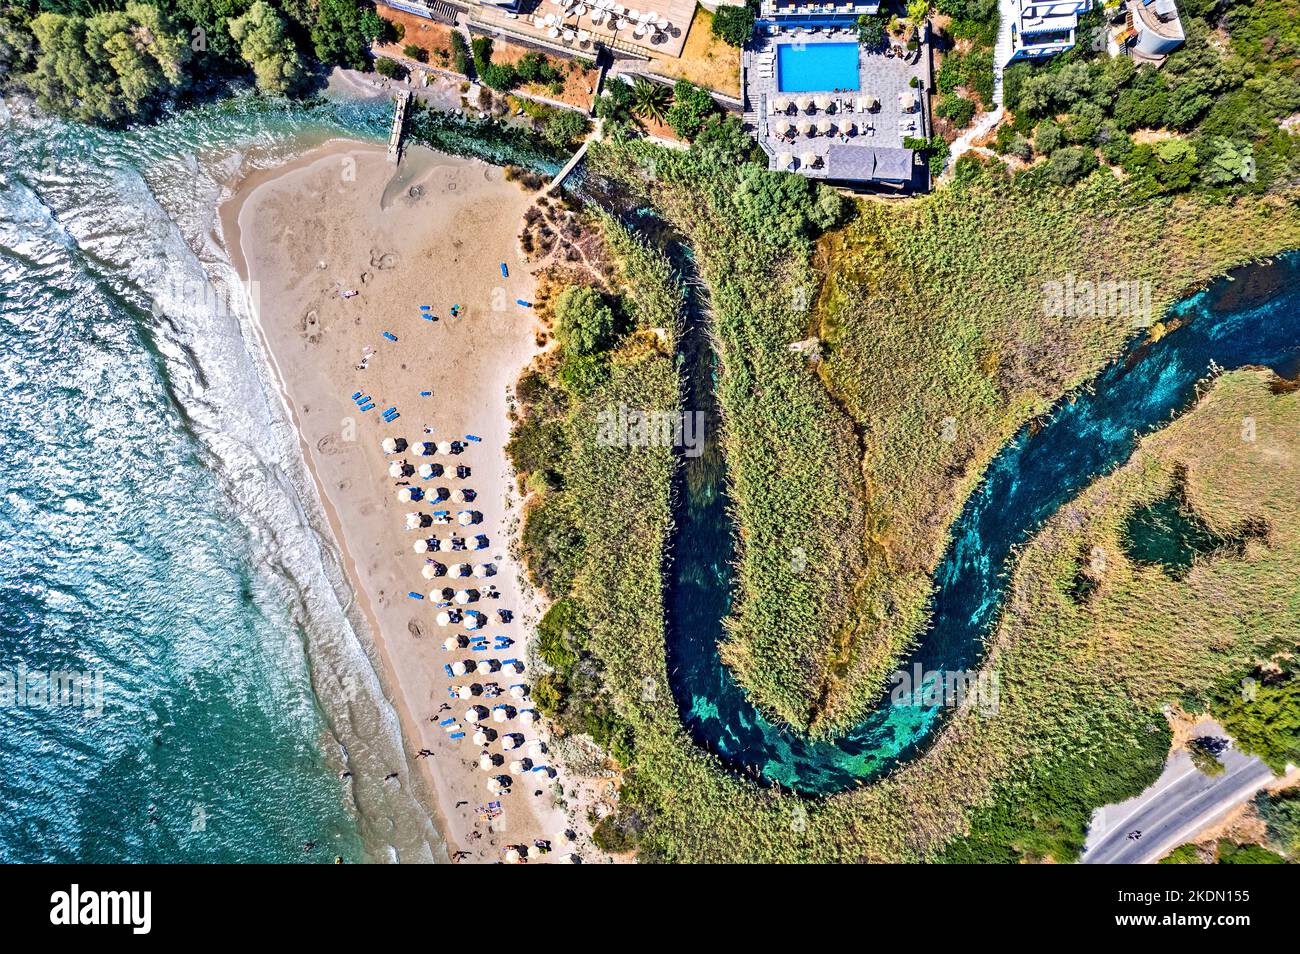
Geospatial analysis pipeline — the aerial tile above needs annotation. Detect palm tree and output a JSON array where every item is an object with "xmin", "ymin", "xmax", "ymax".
[{"xmin": 630, "ymin": 78, "xmax": 671, "ymax": 125}]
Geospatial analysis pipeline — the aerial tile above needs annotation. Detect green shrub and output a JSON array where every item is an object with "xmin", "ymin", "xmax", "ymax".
[{"xmin": 712, "ymin": 5, "xmax": 755, "ymax": 47}]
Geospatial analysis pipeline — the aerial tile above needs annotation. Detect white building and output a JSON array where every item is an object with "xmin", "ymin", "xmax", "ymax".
[
  {"xmin": 999, "ymin": 0, "xmax": 1093, "ymax": 66},
  {"xmin": 1121, "ymin": 0, "xmax": 1185, "ymax": 64},
  {"xmin": 759, "ymin": 0, "xmax": 881, "ymax": 20}
]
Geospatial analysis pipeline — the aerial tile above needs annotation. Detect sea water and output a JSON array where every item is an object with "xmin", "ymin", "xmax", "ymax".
[{"xmin": 0, "ymin": 93, "xmax": 450, "ymax": 862}]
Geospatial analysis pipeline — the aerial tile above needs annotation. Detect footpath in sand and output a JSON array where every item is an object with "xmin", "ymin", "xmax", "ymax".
[{"xmin": 223, "ymin": 140, "xmax": 577, "ymax": 862}]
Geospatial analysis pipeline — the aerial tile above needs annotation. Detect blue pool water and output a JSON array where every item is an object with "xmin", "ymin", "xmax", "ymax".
[{"xmin": 776, "ymin": 43, "xmax": 861, "ymax": 93}]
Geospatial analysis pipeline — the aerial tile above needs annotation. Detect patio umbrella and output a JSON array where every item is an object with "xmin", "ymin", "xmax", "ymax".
[
  {"xmin": 800, "ymin": 150, "xmax": 818, "ymax": 168},
  {"xmin": 798, "ymin": 119, "xmax": 814, "ymax": 136},
  {"xmin": 418, "ymin": 463, "xmax": 437, "ymax": 478},
  {"xmin": 381, "ymin": 437, "xmax": 398, "ymax": 454},
  {"xmin": 817, "ymin": 117, "xmax": 833, "ymax": 135},
  {"xmin": 388, "ymin": 462, "xmax": 405, "ymax": 478},
  {"xmin": 795, "ymin": 95, "xmax": 813, "ymax": 112},
  {"xmin": 422, "ymin": 563, "xmax": 445, "ymax": 579},
  {"xmin": 413, "ymin": 538, "xmax": 429, "ymax": 553},
  {"xmin": 773, "ymin": 95, "xmax": 790, "ymax": 112},
  {"xmin": 859, "ymin": 94, "xmax": 878, "ymax": 111},
  {"xmin": 842, "ymin": 118, "xmax": 857, "ymax": 135},
  {"xmin": 776, "ymin": 151, "xmax": 794, "ymax": 170},
  {"xmin": 814, "ymin": 94, "xmax": 832, "ymax": 111}
]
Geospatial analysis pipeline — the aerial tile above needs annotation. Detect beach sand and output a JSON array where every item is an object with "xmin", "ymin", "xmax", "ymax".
[{"xmin": 222, "ymin": 140, "xmax": 572, "ymax": 862}]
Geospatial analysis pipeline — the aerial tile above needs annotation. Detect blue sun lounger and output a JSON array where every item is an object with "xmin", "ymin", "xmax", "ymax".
[
  {"xmin": 439, "ymin": 717, "xmax": 455, "ymax": 727},
  {"xmin": 352, "ymin": 391, "xmax": 363, "ymax": 401},
  {"xmin": 359, "ymin": 402, "xmax": 375, "ymax": 412},
  {"xmin": 500, "ymin": 263, "xmax": 509, "ymax": 278},
  {"xmin": 408, "ymin": 592, "xmax": 424, "ymax": 600},
  {"xmin": 382, "ymin": 331, "xmax": 398, "ymax": 342},
  {"xmin": 443, "ymin": 664, "xmax": 454, "ymax": 678},
  {"xmin": 516, "ymin": 299, "xmax": 532, "ymax": 308},
  {"xmin": 449, "ymin": 731, "xmax": 465, "ymax": 739},
  {"xmin": 464, "ymin": 435, "xmax": 482, "ymax": 442},
  {"xmin": 420, "ymin": 390, "xmax": 432, "ymax": 397}
]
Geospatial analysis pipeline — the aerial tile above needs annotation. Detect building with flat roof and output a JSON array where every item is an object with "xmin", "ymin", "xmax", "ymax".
[
  {"xmin": 998, "ymin": 0, "xmax": 1093, "ymax": 66},
  {"xmin": 1119, "ymin": 0, "xmax": 1185, "ymax": 64}
]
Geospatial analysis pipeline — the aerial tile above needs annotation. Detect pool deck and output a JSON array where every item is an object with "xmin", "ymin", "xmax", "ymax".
[{"xmin": 743, "ymin": 27, "xmax": 930, "ymax": 186}]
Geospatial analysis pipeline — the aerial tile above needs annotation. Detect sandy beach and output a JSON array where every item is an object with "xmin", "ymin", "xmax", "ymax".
[{"xmin": 221, "ymin": 140, "xmax": 573, "ymax": 862}]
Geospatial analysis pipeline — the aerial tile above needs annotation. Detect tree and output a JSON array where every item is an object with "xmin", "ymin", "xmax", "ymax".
[
  {"xmin": 907, "ymin": 0, "xmax": 930, "ymax": 26},
  {"xmin": 228, "ymin": 1, "xmax": 306, "ymax": 95},
  {"xmin": 374, "ymin": 55, "xmax": 401, "ymax": 79},
  {"xmin": 555, "ymin": 285, "xmax": 616, "ymax": 355},
  {"xmin": 28, "ymin": 4, "xmax": 188, "ymax": 124},
  {"xmin": 630, "ymin": 77, "xmax": 670, "ymax": 123},
  {"xmin": 403, "ymin": 43, "xmax": 427, "ymax": 63},
  {"xmin": 542, "ymin": 109, "xmax": 588, "ymax": 149},
  {"xmin": 665, "ymin": 79, "xmax": 716, "ymax": 141},
  {"xmin": 732, "ymin": 167, "xmax": 844, "ymax": 247},
  {"xmin": 1044, "ymin": 145, "xmax": 1097, "ymax": 185},
  {"xmin": 311, "ymin": 0, "xmax": 368, "ymax": 71},
  {"xmin": 857, "ymin": 13, "xmax": 886, "ymax": 49},
  {"xmin": 0, "ymin": 7, "xmax": 36, "ymax": 83},
  {"xmin": 1254, "ymin": 790, "xmax": 1300, "ymax": 857},
  {"xmin": 711, "ymin": 5, "xmax": 755, "ymax": 47}
]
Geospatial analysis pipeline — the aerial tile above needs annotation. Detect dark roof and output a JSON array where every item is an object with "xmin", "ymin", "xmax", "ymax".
[{"xmin": 825, "ymin": 145, "xmax": 915, "ymax": 182}]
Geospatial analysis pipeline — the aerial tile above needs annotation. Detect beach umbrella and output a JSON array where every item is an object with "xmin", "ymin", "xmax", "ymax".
[
  {"xmin": 557, "ymin": 854, "xmax": 580, "ymax": 864},
  {"xmin": 814, "ymin": 93, "xmax": 832, "ymax": 111},
  {"xmin": 457, "ymin": 510, "xmax": 479, "ymax": 526},
  {"xmin": 431, "ymin": 586, "xmax": 453, "ymax": 602},
  {"xmin": 504, "ymin": 847, "xmax": 521, "ymax": 863},
  {"xmin": 388, "ymin": 462, "xmax": 405, "ymax": 478},
  {"xmin": 443, "ymin": 636, "xmax": 461, "ymax": 652},
  {"xmin": 464, "ymin": 611, "xmax": 484, "ymax": 630},
  {"xmin": 451, "ymin": 563, "xmax": 471, "ymax": 578},
  {"xmin": 843, "ymin": 118, "xmax": 857, "ymax": 135},
  {"xmin": 458, "ymin": 685, "xmax": 475, "ymax": 700},
  {"xmin": 454, "ymin": 489, "xmax": 474, "ymax": 503},
  {"xmin": 435, "ymin": 611, "xmax": 452, "ymax": 627},
  {"xmin": 472, "ymin": 563, "xmax": 494, "ymax": 579},
  {"xmin": 492, "ymin": 705, "xmax": 515, "ymax": 724},
  {"xmin": 465, "ymin": 705, "xmax": 488, "ymax": 722},
  {"xmin": 487, "ymin": 778, "xmax": 502, "ymax": 794},
  {"xmin": 776, "ymin": 151, "xmax": 794, "ymax": 171},
  {"xmin": 417, "ymin": 463, "xmax": 435, "ymax": 479},
  {"xmin": 436, "ymin": 441, "xmax": 453, "ymax": 455},
  {"xmin": 478, "ymin": 754, "xmax": 496, "ymax": 771},
  {"xmin": 817, "ymin": 117, "xmax": 833, "ymax": 135},
  {"xmin": 396, "ymin": 488, "xmax": 414, "ymax": 503},
  {"xmin": 422, "ymin": 563, "xmax": 446, "ymax": 580},
  {"xmin": 798, "ymin": 119, "xmax": 814, "ymax": 137},
  {"xmin": 472, "ymin": 730, "xmax": 490, "ymax": 746},
  {"xmin": 451, "ymin": 660, "xmax": 469, "ymax": 676},
  {"xmin": 899, "ymin": 90, "xmax": 916, "ymax": 111},
  {"xmin": 795, "ymin": 95, "xmax": 812, "ymax": 112},
  {"xmin": 381, "ymin": 437, "xmax": 399, "ymax": 454},
  {"xmin": 501, "ymin": 734, "xmax": 517, "ymax": 751},
  {"xmin": 404, "ymin": 513, "xmax": 420, "ymax": 530},
  {"xmin": 417, "ymin": 441, "xmax": 434, "ymax": 455},
  {"xmin": 859, "ymin": 94, "xmax": 879, "ymax": 111},
  {"xmin": 510, "ymin": 685, "xmax": 528, "ymax": 701},
  {"xmin": 526, "ymin": 740, "xmax": 545, "ymax": 758},
  {"xmin": 519, "ymin": 709, "xmax": 537, "ymax": 726},
  {"xmin": 801, "ymin": 151, "xmax": 818, "ymax": 169},
  {"xmin": 454, "ymin": 589, "xmax": 478, "ymax": 605},
  {"xmin": 509, "ymin": 759, "xmax": 533, "ymax": 775},
  {"xmin": 413, "ymin": 538, "xmax": 431, "ymax": 554},
  {"xmin": 471, "ymin": 535, "xmax": 489, "ymax": 550},
  {"xmin": 773, "ymin": 94, "xmax": 790, "ymax": 112}
]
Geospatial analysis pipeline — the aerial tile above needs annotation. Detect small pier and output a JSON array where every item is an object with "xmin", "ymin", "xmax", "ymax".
[{"xmin": 388, "ymin": 90, "xmax": 412, "ymax": 163}]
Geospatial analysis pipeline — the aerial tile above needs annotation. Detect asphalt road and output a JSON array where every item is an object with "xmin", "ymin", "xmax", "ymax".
[{"xmin": 1081, "ymin": 722, "xmax": 1277, "ymax": 864}]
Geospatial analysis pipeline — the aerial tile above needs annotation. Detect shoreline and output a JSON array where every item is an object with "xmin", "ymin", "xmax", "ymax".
[{"xmin": 219, "ymin": 138, "xmax": 571, "ymax": 861}]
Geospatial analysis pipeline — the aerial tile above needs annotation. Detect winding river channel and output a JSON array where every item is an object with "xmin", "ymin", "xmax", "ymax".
[{"xmin": 666, "ymin": 252, "xmax": 1300, "ymax": 795}]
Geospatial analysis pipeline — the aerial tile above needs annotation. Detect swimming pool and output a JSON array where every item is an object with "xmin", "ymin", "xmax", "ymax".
[{"xmin": 776, "ymin": 42, "xmax": 861, "ymax": 93}]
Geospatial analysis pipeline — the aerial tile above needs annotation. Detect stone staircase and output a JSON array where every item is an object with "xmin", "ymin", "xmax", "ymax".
[{"xmin": 993, "ymin": 0, "xmax": 1016, "ymax": 106}]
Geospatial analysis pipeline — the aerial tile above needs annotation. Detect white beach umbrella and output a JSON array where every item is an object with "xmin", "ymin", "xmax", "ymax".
[
  {"xmin": 526, "ymin": 740, "xmax": 545, "ymax": 758},
  {"xmin": 457, "ymin": 510, "xmax": 477, "ymax": 526},
  {"xmin": 795, "ymin": 95, "xmax": 812, "ymax": 112},
  {"xmin": 388, "ymin": 462, "xmax": 405, "ymax": 478},
  {"xmin": 458, "ymin": 685, "xmax": 475, "ymax": 700},
  {"xmin": 451, "ymin": 660, "xmax": 469, "ymax": 676},
  {"xmin": 519, "ymin": 709, "xmax": 537, "ymax": 726},
  {"xmin": 504, "ymin": 847, "xmax": 521, "ymax": 863},
  {"xmin": 413, "ymin": 538, "xmax": 430, "ymax": 553},
  {"xmin": 487, "ymin": 778, "xmax": 502, "ymax": 793},
  {"xmin": 817, "ymin": 118, "xmax": 833, "ymax": 135},
  {"xmin": 418, "ymin": 463, "xmax": 435, "ymax": 478},
  {"xmin": 776, "ymin": 151, "xmax": 794, "ymax": 170},
  {"xmin": 501, "ymin": 734, "xmax": 517, "ymax": 751},
  {"xmin": 464, "ymin": 611, "xmax": 483, "ymax": 630},
  {"xmin": 773, "ymin": 94, "xmax": 790, "ymax": 112},
  {"xmin": 451, "ymin": 563, "xmax": 471, "ymax": 578},
  {"xmin": 455, "ymin": 589, "xmax": 478, "ymax": 605},
  {"xmin": 396, "ymin": 488, "xmax": 414, "ymax": 503},
  {"xmin": 422, "ymin": 563, "xmax": 446, "ymax": 580},
  {"xmin": 471, "ymin": 536, "xmax": 489, "ymax": 550},
  {"xmin": 478, "ymin": 754, "xmax": 496, "ymax": 771},
  {"xmin": 492, "ymin": 706, "xmax": 512, "ymax": 724},
  {"xmin": 404, "ymin": 513, "xmax": 421, "ymax": 530},
  {"xmin": 465, "ymin": 705, "xmax": 488, "ymax": 722},
  {"xmin": 557, "ymin": 854, "xmax": 580, "ymax": 864},
  {"xmin": 454, "ymin": 489, "xmax": 473, "ymax": 503},
  {"xmin": 472, "ymin": 730, "xmax": 490, "ymax": 746},
  {"xmin": 443, "ymin": 636, "xmax": 461, "ymax": 651},
  {"xmin": 381, "ymin": 437, "xmax": 398, "ymax": 454},
  {"xmin": 510, "ymin": 685, "xmax": 528, "ymax": 701},
  {"xmin": 437, "ymin": 441, "xmax": 453, "ymax": 455},
  {"xmin": 435, "ymin": 611, "xmax": 452, "ymax": 626},
  {"xmin": 843, "ymin": 118, "xmax": 857, "ymax": 135},
  {"xmin": 814, "ymin": 93, "xmax": 832, "ymax": 111},
  {"xmin": 801, "ymin": 151, "xmax": 818, "ymax": 168},
  {"xmin": 798, "ymin": 119, "xmax": 814, "ymax": 137},
  {"xmin": 509, "ymin": 759, "xmax": 532, "ymax": 775}
]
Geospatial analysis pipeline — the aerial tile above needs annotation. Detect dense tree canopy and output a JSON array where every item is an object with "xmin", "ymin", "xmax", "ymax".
[{"xmin": 228, "ymin": 0, "xmax": 305, "ymax": 95}]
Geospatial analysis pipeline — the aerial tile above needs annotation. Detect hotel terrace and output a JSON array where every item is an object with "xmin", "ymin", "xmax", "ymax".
[{"xmin": 743, "ymin": 17, "xmax": 929, "ymax": 188}]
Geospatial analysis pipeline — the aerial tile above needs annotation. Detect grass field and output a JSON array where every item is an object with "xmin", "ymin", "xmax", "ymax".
[{"xmin": 513, "ymin": 141, "xmax": 1300, "ymax": 861}]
